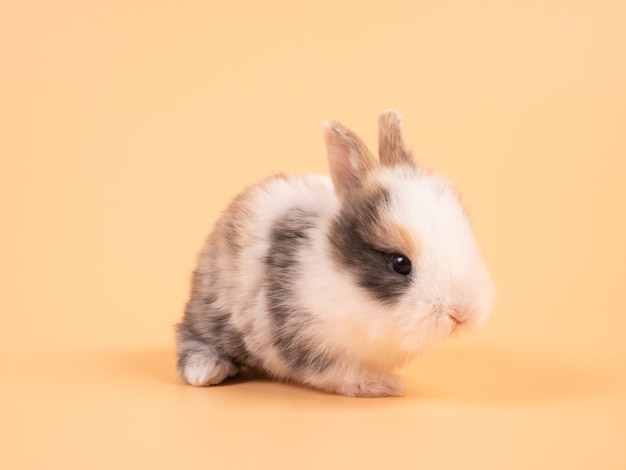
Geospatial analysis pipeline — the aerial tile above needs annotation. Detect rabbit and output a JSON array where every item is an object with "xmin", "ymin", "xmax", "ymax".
[{"xmin": 175, "ymin": 109, "xmax": 494, "ymax": 397}]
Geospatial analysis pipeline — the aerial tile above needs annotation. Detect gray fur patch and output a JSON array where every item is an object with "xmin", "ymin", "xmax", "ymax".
[
  {"xmin": 264, "ymin": 209, "xmax": 333, "ymax": 374},
  {"xmin": 328, "ymin": 186, "xmax": 412, "ymax": 305},
  {"xmin": 177, "ymin": 274, "xmax": 250, "ymax": 369}
]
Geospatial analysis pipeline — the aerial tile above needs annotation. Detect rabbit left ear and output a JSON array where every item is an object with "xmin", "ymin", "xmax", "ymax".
[
  {"xmin": 324, "ymin": 120, "xmax": 376, "ymax": 199},
  {"xmin": 378, "ymin": 109, "xmax": 414, "ymax": 167}
]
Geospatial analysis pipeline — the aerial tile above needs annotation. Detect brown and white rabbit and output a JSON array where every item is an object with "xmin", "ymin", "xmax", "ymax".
[{"xmin": 176, "ymin": 110, "xmax": 494, "ymax": 397}]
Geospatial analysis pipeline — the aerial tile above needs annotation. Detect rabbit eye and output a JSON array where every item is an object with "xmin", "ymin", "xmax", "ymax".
[{"xmin": 390, "ymin": 254, "xmax": 412, "ymax": 276}]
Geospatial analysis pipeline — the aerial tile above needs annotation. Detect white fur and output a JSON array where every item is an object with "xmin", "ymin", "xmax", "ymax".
[{"xmin": 182, "ymin": 348, "xmax": 238, "ymax": 386}]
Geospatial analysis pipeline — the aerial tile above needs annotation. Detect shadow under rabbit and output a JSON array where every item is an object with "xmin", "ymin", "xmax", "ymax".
[{"xmin": 100, "ymin": 343, "xmax": 624, "ymax": 406}]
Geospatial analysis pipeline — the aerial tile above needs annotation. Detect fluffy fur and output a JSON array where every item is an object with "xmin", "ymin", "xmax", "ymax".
[{"xmin": 176, "ymin": 110, "xmax": 494, "ymax": 397}]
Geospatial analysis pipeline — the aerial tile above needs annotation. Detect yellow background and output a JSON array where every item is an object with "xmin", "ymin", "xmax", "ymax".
[{"xmin": 2, "ymin": 0, "xmax": 625, "ymax": 468}]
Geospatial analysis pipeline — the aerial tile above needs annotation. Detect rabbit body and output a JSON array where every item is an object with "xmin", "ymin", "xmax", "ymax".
[{"xmin": 176, "ymin": 111, "xmax": 494, "ymax": 397}]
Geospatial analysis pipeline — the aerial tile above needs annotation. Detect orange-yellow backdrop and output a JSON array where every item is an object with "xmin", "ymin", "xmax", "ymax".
[{"xmin": 1, "ymin": 1, "xmax": 625, "ymax": 468}]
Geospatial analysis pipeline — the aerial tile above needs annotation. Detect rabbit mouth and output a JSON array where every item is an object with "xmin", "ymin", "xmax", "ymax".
[{"xmin": 447, "ymin": 314, "xmax": 463, "ymax": 332}]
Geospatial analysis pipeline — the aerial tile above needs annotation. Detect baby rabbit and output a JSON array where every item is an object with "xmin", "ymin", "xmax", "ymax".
[{"xmin": 176, "ymin": 110, "xmax": 494, "ymax": 397}]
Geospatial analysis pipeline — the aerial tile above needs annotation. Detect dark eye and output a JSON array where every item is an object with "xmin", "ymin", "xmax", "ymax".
[{"xmin": 390, "ymin": 254, "xmax": 412, "ymax": 276}]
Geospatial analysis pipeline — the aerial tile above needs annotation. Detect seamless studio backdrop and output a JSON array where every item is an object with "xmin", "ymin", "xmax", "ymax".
[{"xmin": 1, "ymin": 1, "xmax": 625, "ymax": 469}]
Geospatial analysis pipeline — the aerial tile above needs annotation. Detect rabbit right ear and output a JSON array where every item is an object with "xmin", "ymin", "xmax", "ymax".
[
  {"xmin": 324, "ymin": 120, "xmax": 376, "ymax": 199},
  {"xmin": 378, "ymin": 109, "xmax": 414, "ymax": 167}
]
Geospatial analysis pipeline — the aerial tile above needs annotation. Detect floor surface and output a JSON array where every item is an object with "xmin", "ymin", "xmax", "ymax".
[{"xmin": 2, "ymin": 1, "xmax": 626, "ymax": 468}]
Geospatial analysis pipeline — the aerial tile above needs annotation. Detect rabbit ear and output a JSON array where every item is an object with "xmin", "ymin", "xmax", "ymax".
[
  {"xmin": 378, "ymin": 109, "xmax": 414, "ymax": 167},
  {"xmin": 324, "ymin": 120, "xmax": 376, "ymax": 199}
]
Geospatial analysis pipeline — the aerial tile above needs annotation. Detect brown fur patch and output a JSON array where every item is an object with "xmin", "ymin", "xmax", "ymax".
[
  {"xmin": 378, "ymin": 220, "xmax": 420, "ymax": 260},
  {"xmin": 354, "ymin": 180, "xmax": 419, "ymax": 258}
]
